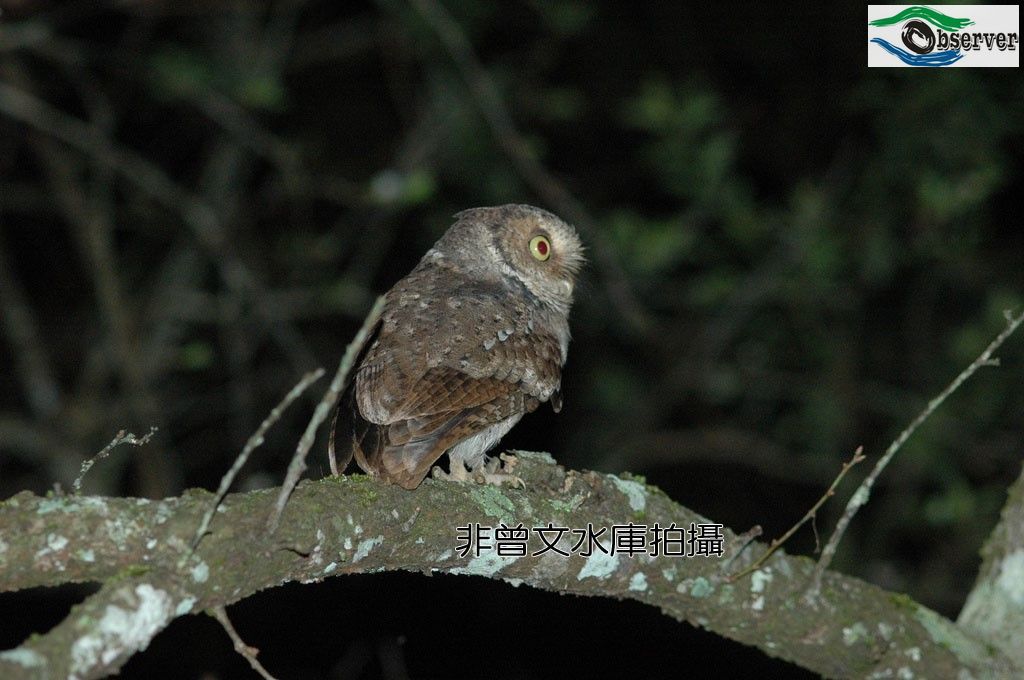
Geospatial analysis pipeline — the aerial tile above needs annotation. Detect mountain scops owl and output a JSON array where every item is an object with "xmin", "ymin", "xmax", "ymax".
[{"xmin": 336, "ymin": 204, "xmax": 584, "ymax": 490}]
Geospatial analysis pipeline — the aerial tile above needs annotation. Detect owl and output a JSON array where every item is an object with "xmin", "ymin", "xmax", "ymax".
[{"xmin": 334, "ymin": 204, "xmax": 584, "ymax": 489}]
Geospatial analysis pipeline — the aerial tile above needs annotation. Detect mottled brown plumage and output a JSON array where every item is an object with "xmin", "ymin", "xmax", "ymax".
[{"xmin": 337, "ymin": 204, "xmax": 583, "ymax": 489}]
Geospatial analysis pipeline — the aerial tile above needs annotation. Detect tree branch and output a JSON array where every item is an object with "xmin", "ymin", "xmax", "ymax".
[
  {"xmin": 958, "ymin": 461, "xmax": 1024, "ymax": 669},
  {"xmin": 0, "ymin": 453, "xmax": 1015, "ymax": 679}
]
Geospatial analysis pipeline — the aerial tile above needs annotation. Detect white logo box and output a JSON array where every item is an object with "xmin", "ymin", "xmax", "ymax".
[{"xmin": 868, "ymin": 5, "xmax": 1020, "ymax": 67}]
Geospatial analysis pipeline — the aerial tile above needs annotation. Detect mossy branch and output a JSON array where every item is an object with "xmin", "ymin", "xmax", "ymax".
[{"xmin": 0, "ymin": 452, "xmax": 1016, "ymax": 679}]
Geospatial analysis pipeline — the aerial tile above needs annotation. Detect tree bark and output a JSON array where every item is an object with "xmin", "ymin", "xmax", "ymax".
[
  {"xmin": 0, "ymin": 452, "xmax": 1017, "ymax": 679},
  {"xmin": 958, "ymin": 463, "xmax": 1024, "ymax": 669}
]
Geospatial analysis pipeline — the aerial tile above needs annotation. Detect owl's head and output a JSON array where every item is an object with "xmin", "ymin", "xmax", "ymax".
[{"xmin": 453, "ymin": 204, "xmax": 585, "ymax": 314}]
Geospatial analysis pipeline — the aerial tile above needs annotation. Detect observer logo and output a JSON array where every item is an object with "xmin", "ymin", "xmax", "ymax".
[{"xmin": 868, "ymin": 5, "xmax": 1020, "ymax": 67}]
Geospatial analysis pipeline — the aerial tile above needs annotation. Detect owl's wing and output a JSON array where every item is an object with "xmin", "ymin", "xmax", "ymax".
[{"xmin": 352, "ymin": 366, "xmax": 543, "ymax": 489}]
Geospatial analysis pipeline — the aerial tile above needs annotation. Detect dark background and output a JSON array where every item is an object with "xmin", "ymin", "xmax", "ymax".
[{"xmin": 0, "ymin": 1, "xmax": 1021, "ymax": 678}]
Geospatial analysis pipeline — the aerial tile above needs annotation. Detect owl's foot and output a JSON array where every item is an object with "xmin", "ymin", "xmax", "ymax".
[
  {"xmin": 473, "ymin": 453, "xmax": 525, "ymax": 489},
  {"xmin": 432, "ymin": 454, "xmax": 524, "ymax": 488},
  {"xmin": 432, "ymin": 459, "xmax": 473, "ymax": 483}
]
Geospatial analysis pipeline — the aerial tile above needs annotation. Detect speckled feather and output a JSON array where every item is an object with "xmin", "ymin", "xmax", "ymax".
[{"xmin": 342, "ymin": 204, "xmax": 583, "ymax": 489}]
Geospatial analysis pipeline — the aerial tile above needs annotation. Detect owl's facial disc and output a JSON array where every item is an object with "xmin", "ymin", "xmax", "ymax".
[
  {"xmin": 449, "ymin": 204, "xmax": 584, "ymax": 314},
  {"xmin": 505, "ymin": 214, "xmax": 583, "ymax": 315}
]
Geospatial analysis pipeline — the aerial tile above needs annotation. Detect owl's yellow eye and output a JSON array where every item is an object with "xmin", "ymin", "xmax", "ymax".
[{"xmin": 529, "ymin": 235, "xmax": 551, "ymax": 261}]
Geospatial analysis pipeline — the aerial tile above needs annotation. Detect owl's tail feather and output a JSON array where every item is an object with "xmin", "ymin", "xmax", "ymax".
[
  {"xmin": 353, "ymin": 410, "xmax": 470, "ymax": 490},
  {"xmin": 350, "ymin": 415, "xmax": 382, "ymax": 477},
  {"xmin": 356, "ymin": 433, "xmax": 435, "ymax": 490},
  {"xmin": 327, "ymin": 404, "xmax": 352, "ymax": 475}
]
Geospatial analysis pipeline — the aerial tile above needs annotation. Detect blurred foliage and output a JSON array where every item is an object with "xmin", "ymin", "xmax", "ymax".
[{"xmin": 0, "ymin": 0, "xmax": 1022, "ymax": 648}]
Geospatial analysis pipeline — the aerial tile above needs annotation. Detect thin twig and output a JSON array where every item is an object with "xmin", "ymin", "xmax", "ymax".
[
  {"xmin": 808, "ymin": 309, "xmax": 1024, "ymax": 598},
  {"xmin": 191, "ymin": 368, "xmax": 325, "ymax": 550},
  {"xmin": 267, "ymin": 295, "xmax": 385, "ymax": 534},
  {"xmin": 728, "ymin": 447, "xmax": 865, "ymax": 582},
  {"xmin": 73, "ymin": 427, "xmax": 158, "ymax": 494},
  {"xmin": 211, "ymin": 606, "xmax": 279, "ymax": 680},
  {"xmin": 405, "ymin": 0, "xmax": 653, "ymax": 335}
]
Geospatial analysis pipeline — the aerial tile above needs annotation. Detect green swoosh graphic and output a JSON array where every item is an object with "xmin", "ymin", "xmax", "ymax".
[{"xmin": 869, "ymin": 6, "xmax": 974, "ymax": 31}]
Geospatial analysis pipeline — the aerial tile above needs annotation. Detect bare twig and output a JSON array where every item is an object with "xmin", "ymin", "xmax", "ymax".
[
  {"xmin": 73, "ymin": 427, "xmax": 158, "ymax": 494},
  {"xmin": 211, "ymin": 605, "xmax": 279, "ymax": 680},
  {"xmin": 728, "ymin": 447, "xmax": 865, "ymax": 582},
  {"xmin": 404, "ymin": 0, "xmax": 653, "ymax": 335},
  {"xmin": 808, "ymin": 309, "xmax": 1024, "ymax": 597},
  {"xmin": 267, "ymin": 295, "xmax": 385, "ymax": 533},
  {"xmin": 192, "ymin": 369, "xmax": 325, "ymax": 550}
]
